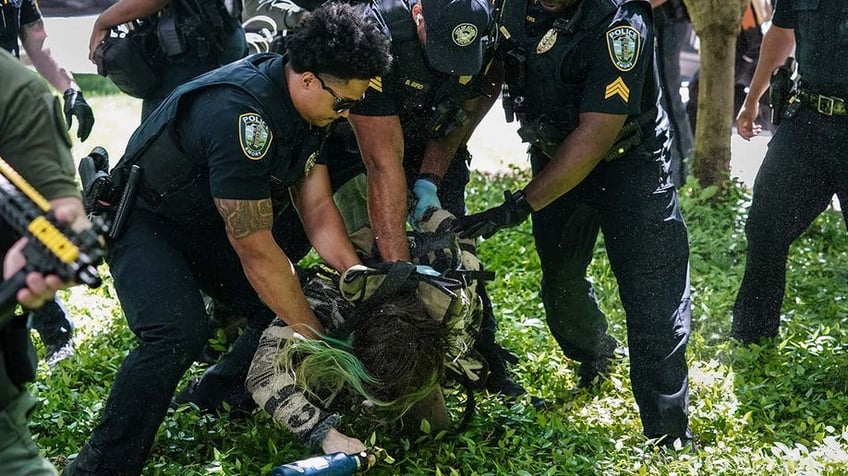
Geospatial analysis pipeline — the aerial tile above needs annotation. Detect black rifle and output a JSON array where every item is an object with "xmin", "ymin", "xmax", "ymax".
[
  {"xmin": 0, "ymin": 156, "xmax": 107, "ymax": 328},
  {"xmin": 769, "ymin": 56, "xmax": 797, "ymax": 126}
]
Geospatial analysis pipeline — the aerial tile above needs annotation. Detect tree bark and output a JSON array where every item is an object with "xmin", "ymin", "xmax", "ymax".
[{"xmin": 683, "ymin": 0, "xmax": 750, "ymax": 189}]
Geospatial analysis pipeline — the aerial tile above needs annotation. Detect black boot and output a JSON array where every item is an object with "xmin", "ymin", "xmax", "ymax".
[
  {"xmin": 62, "ymin": 442, "xmax": 114, "ymax": 476},
  {"xmin": 483, "ymin": 343, "xmax": 546, "ymax": 410},
  {"xmin": 576, "ymin": 358, "xmax": 610, "ymax": 389},
  {"xmin": 30, "ymin": 298, "xmax": 75, "ymax": 368}
]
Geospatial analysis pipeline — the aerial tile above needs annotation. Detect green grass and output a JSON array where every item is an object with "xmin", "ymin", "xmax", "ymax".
[
  {"xmin": 28, "ymin": 98, "xmax": 848, "ymax": 475},
  {"xmin": 75, "ymin": 73, "xmax": 124, "ymax": 97}
]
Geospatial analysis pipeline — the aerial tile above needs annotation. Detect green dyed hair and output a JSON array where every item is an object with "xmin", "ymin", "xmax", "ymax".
[{"xmin": 278, "ymin": 293, "xmax": 447, "ymax": 416}]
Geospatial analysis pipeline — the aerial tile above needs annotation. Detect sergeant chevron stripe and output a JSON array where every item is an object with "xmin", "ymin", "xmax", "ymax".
[
  {"xmin": 369, "ymin": 76, "xmax": 383, "ymax": 92},
  {"xmin": 604, "ymin": 77, "xmax": 630, "ymax": 102}
]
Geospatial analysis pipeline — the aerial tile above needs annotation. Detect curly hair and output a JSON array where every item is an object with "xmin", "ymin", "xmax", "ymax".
[
  {"xmin": 285, "ymin": 3, "xmax": 392, "ymax": 80},
  {"xmin": 280, "ymin": 292, "xmax": 448, "ymax": 415},
  {"xmin": 351, "ymin": 293, "xmax": 448, "ymax": 405}
]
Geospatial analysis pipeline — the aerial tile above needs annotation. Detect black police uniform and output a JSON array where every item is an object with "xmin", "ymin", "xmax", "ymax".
[
  {"xmin": 139, "ymin": 0, "xmax": 247, "ymax": 119},
  {"xmin": 732, "ymin": 0, "xmax": 848, "ymax": 343},
  {"xmin": 497, "ymin": 0, "xmax": 692, "ymax": 440},
  {"xmin": 273, "ymin": 0, "xmax": 491, "ymax": 260},
  {"xmin": 325, "ymin": 0, "xmax": 490, "ymax": 215},
  {"xmin": 1, "ymin": 0, "xmax": 77, "ymax": 364},
  {"xmin": 327, "ymin": 0, "xmax": 529, "ymax": 394},
  {"xmin": 67, "ymin": 54, "xmax": 329, "ymax": 475}
]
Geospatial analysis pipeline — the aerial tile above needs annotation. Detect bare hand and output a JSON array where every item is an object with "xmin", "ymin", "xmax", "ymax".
[
  {"xmin": 89, "ymin": 26, "xmax": 109, "ymax": 63},
  {"xmin": 50, "ymin": 196, "xmax": 91, "ymax": 233},
  {"xmin": 736, "ymin": 101, "xmax": 763, "ymax": 141},
  {"xmin": 3, "ymin": 238, "xmax": 65, "ymax": 308},
  {"xmin": 321, "ymin": 428, "xmax": 367, "ymax": 455}
]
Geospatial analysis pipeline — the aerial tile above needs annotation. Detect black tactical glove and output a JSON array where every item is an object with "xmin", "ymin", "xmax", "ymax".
[
  {"xmin": 63, "ymin": 88, "xmax": 95, "ymax": 141},
  {"xmin": 453, "ymin": 189, "xmax": 533, "ymax": 239}
]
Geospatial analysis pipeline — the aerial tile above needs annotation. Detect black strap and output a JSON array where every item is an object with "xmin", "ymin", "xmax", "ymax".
[
  {"xmin": 366, "ymin": 261, "xmax": 416, "ymax": 303},
  {"xmin": 443, "ymin": 269, "xmax": 496, "ymax": 282},
  {"xmin": 330, "ymin": 262, "xmax": 417, "ymax": 339},
  {"xmin": 455, "ymin": 383, "xmax": 477, "ymax": 433}
]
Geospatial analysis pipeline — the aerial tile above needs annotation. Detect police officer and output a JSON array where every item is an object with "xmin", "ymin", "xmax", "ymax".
[
  {"xmin": 88, "ymin": 0, "xmax": 248, "ymax": 119},
  {"xmin": 63, "ymin": 5, "xmax": 391, "ymax": 474},
  {"xmin": 0, "ymin": 48, "xmax": 93, "ymax": 476},
  {"xmin": 2, "ymin": 0, "xmax": 96, "ymax": 367},
  {"xmin": 733, "ymin": 0, "xmax": 848, "ymax": 344},
  {"xmin": 454, "ymin": 0, "xmax": 693, "ymax": 446},
  {"xmin": 319, "ymin": 0, "xmax": 537, "ymax": 402}
]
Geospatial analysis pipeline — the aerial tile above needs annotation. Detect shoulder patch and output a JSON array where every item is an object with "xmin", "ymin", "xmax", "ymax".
[
  {"xmin": 604, "ymin": 76, "xmax": 630, "ymax": 103},
  {"xmin": 606, "ymin": 25, "xmax": 641, "ymax": 72},
  {"xmin": 369, "ymin": 76, "xmax": 383, "ymax": 93},
  {"xmin": 239, "ymin": 113, "xmax": 273, "ymax": 160}
]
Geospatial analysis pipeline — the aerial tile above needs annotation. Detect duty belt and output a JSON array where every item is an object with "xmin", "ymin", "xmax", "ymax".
[{"xmin": 797, "ymin": 90, "xmax": 848, "ymax": 116}]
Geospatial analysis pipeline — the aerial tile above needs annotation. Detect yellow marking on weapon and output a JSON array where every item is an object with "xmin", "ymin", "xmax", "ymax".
[
  {"xmin": 369, "ymin": 77, "xmax": 383, "ymax": 92},
  {"xmin": 604, "ymin": 77, "xmax": 630, "ymax": 102},
  {"xmin": 29, "ymin": 216, "xmax": 79, "ymax": 263},
  {"xmin": 0, "ymin": 157, "xmax": 50, "ymax": 212}
]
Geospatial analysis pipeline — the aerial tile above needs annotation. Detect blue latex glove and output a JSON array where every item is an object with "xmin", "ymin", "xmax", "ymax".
[
  {"xmin": 414, "ymin": 264, "xmax": 440, "ymax": 277},
  {"xmin": 410, "ymin": 178, "xmax": 441, "ymax": 228}
]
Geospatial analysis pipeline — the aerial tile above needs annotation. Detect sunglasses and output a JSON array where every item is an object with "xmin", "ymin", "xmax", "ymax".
[{"xmin": 315, "ymin": 74, "xmax": 364, "ymax": 114}]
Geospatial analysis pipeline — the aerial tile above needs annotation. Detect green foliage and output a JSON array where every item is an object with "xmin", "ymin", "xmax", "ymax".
[
  {"xmin": 30, "ymin": 173, "xmax": 848, "ymax": 475},
  {"xmin": 75, "ymin": 73, "xmax": 123, "ymax": 97}
]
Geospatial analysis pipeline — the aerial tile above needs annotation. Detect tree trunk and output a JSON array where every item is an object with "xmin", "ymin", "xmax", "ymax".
[{"xmin": 684, "ymin": 0, "xmax": 750, "ymax": 189}]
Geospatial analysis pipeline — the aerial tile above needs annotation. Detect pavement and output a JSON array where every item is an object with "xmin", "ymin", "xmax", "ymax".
[{"xmin": 37, "ymin": 15, "xmax": 99, "ymax": 75}]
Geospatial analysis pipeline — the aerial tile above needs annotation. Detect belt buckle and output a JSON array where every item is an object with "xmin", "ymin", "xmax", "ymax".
[{"xmin": 817, "ymin": 95, "xmax": 835, "ymax": 116}]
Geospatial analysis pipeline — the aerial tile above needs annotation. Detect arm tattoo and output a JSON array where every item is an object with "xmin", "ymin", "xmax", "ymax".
[{"xmin": 214, "ymin": 198, "xmax": 274, "ymax": 239}]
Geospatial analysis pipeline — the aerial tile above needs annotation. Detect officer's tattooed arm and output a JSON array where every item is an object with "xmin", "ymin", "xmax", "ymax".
[
  {"xmin": 348, "ymin": 114, "xmax": 411, "ymax": 262},
  {"xmin": 290, "ymin": 165, "xmax": 361, "ymax": 274},
  {"xmin": 214, "ymin": 197, "xmax": 325, "ymax": 338}
]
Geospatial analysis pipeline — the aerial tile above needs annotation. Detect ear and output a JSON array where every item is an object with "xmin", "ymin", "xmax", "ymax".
[
  {"xmin": 300, "ymin": 71, "xmax": 317, "ymax": 89},
  {"xmin": 411, "ymin": 3, "xmax": 423, "ymax": 21}
]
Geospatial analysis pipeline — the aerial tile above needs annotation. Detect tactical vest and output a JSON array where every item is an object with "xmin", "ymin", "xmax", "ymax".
[
  {"xmin": 376, "ymin": 0, "xmax": 488, "ymax": 139},
  {"xmin": 113, "ymin": 53, "xmax": 326, "ymax": 225},
  {"xmin": 161, "ymin": 0, "xmax": 237, "ymax": 59},
  {"xmin": 0, "ymin": 1, "xmax": 22, "ymax": 57},
  {"xmin": 498, "ymin": 0, "xmax": 652, "ymax": 159}
]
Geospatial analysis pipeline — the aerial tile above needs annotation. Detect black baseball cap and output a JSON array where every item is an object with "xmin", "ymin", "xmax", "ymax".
[{"xmin": 420, "ymin": 0, "xmax": 493, "ymax": 75}]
